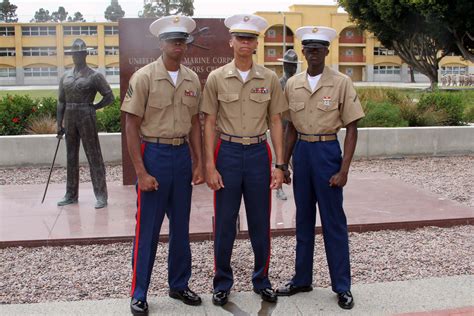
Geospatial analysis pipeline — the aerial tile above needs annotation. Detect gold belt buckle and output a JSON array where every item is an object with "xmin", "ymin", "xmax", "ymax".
[
  {"xmin": 172, "ymin": 138, "xmax": 182, "ymax": 146},
  {"xmin": 242, "ymin": 137, "xmax": 251, "ymax": 145}
]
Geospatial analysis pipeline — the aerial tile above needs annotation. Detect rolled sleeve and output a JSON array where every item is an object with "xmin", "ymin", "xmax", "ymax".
[
  {"xmin": 200, "ymin": 72, "xmax": 218, "ymax": 115},
  {"xmin": 268, "ymin": 73, "xmax": 288, "ymax": 116},
  {"xmin": 340, "ymin": 77, "xmax": 365, "ymax": 126},
  {"xmin": 121, "ymin": 72, "xmax": 150, "ymax": 118},
  {"xmin": 94, "ymin": 72, "xmax": 112, "ymax": 96}
]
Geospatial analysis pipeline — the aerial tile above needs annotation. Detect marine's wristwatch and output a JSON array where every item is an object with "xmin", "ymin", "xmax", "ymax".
[{"xmin": 275, "ymin": 163, "xmax": 288, "ymax": 171}]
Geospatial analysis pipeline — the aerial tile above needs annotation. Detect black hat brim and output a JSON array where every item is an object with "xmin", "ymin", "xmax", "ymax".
[
  {"xmin": 231, "ymin": 32, "xmax": 258, "ymax": 38},
  {"xmin": 159, "ymin": 32, "xmax": 189, "ymax": 41},
  {"xmin": 302, "ymin": 40, "xmax": 330, "ymax": 48}
]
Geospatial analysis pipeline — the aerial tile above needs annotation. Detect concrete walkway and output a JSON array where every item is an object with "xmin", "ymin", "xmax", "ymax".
[
  {"xmin": 1, "ymin": 275, "xmax": 472, "ymax": 315},
  {"xmin": 1, "ymin": 172, "xmax": 473, "ymax": 247}
]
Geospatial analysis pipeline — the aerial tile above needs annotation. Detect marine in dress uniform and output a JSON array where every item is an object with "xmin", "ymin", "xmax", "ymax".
[
  {"xmin": 201, "ymin": 14, "xmax": 288, "ymax": 306},
  {"xmin": 275, "ymin": 26, "xmax": 365, "ymax": 310},
  {"xmin": 56, "ymin": 38, "xmax": 114, "ymax": 209},
  {"xmin": 121, "ymin": 15, "xmax": 204, "ymax": 315}
]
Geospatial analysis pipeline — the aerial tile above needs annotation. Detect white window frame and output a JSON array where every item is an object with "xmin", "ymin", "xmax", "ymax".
[
  {"xmin": 267, "ymin": 48, "xmax": 276, "ymax": 57},
  {"xmin": 104, "ymin": 26, "xmax": 119, "ymax": 35},
  {"xmin": 0, "ymin": 26, "xmax": 14, "ymax": 36},
  {"xmin": 24, "ymin": 67, "xmax": 58, "ymax": 77},
  {"xmin": 63, "ymin": 26, "xmax": 98, "ymax": 36},
  {"xmin": 105, "ymin": 46, "xmax": 119, "ymax": 55},
  {"xmin": 22, "ymin": 26, "xmax": 56, "ymax": 36},
  {"xmin": 267, "ymin": 29, "xmax": 277, "ymax": 38},
  {"xmin": 23, "ymin": 47, "xmax": 57, "ymax": 57},
  {"xmin": 0, "ymin": 67, "xmax": 16, "ymax": 78},
  {"xmin": 106, "ymin": 66, "xmax": 120, "ymax": 76},
  {"xmin": 0, "ymin": 48, "xmax": 16, "ymax": 56}
]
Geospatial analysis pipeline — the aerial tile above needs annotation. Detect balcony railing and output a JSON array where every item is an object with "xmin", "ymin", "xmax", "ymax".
[
  {"xmin": 264, "ymin": 35, "xmax": 294, "ymax": 43},
  {"xmin": 339, "ymin": 36, "xmax": 366, "ymax": 44},
  {"xmin": 264, "ymin": 55, "xmax": 283, "ymax": 62},
  {"xmin": 339, "ymin": 55, "xmax": 366, "ymax": 63}
]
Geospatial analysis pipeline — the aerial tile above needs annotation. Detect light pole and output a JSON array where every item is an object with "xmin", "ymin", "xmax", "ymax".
[{"xmin": 280, "ymin": 11, "xmax": 287, "ymax": 54}]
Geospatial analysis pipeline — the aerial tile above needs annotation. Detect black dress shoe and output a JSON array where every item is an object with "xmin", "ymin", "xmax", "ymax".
[
  {"xmin": 253, "ymin": 287, "xmax": 278, "ymax": 303},
  {"xmin": 169, "ymin": 288, "xmax": 202, "ymax": 306},
  {"xmin": 276, "ymin": 283, "xmax": 313, "ymax": 296},
  {"xmin": 337, "ymin": 291, "xmax": 354, "ymax": 309},
  {"xmin": 130, "ymin": 298, "xmax": 148, "ymax": 315},
  {"xmin": 212, "ymin": 290, "xmax": 229, "ymax": 306}
]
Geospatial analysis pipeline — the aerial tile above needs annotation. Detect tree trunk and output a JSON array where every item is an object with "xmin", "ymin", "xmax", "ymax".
[{"xmin": 409, "ymin": 67, "xmax": 416, "ymax": 83}]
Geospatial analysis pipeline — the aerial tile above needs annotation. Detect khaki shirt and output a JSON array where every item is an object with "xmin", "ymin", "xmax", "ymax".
[
  {"xmin": 201, "ymin": 60, "xmax": 288, "ymax": 136},
  {"xmin": 121, "ymin": 56, "xmax": 200, "ymax": 138},
  {"xmin": 285, "ymin": 66, "xmax": 365, "ymax": 134}
]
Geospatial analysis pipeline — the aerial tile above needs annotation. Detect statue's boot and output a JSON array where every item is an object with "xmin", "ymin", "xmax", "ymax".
[
  {"xmin": 57, "ymin": 195, "xmax": 78, "ymax": 206},
  {"xmin": 94, "ymin": 197, "xmax": 107, "ymax": 209}
]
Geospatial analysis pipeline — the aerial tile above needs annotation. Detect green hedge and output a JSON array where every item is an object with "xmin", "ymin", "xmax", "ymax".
[
  {"xmin": 0, "ymin": 95, "xmax": 56, "ymax": 135},
  {"xmin": 0, "ymin": 95, "xmax": 122, "ymax": 135},
  {"xmin": 0, "ymin": 89, "xmax": 471, "ymax": 135},
  {"xmin": 96, "ymin": 97, "xmax": 122, "ymax": 133},
  {"xmin": 359, "ymin": 100, "xmax": 408, "ymax": 127},
  {"xmin": 357, "ymin": 88, "xmax": 470, "ymax": 127}
]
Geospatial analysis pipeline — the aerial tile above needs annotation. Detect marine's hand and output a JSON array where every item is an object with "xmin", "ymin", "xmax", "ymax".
[
  {"xmin": 283, "ymin": 170, "xmax": 292, "ymax": 185},
  {"xmin": 56, "ymin": 127, "xmax": 65, "ymax": 139},
  {"xmin": 138, "ymin": 173, "xmax": 159, "ymax": 191},
  {"xmin": 270, "ymin": 168, "xmax": 284, "ymax": 189},
  {"xmin": 206, "ymin": 166, "xmax": 224, "ymax": 191},
  {"xmin": 329, "ymin": 171, "xmax": 348, "ymax": 187},
  {"xmin": 192, "ymin": 164, "xmax": 205, "ymax": 185}
]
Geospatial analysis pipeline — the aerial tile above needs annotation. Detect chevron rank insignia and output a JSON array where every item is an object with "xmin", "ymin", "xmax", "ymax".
[{"xmin": 126, "ymin": 86, "xmax": 133, "ymax": 99}]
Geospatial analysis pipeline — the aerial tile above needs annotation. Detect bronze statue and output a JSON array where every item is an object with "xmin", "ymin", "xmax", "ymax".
[
  {"xmin": 276, "ymin": 49, "xmax": 301, "ymax": 201},
  {"xmin": 56, "ymin": 38, "xmax": 114, "ymax": 209},
  {"xmin": 278, "ymin": 49, "xmax": 300, "ymax": 88}
]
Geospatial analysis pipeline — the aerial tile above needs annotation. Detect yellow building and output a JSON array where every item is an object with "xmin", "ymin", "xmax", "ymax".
[
  {"xmin": 0, "ymin": 22, "xmax": 119, "ymax": 85},
  {"xmin": 255, "ymin": 4, "xmax": 473, "ymax": 82},
  {"xmin": 0, "ymin": 5, "xmax": 472, "ymax": 85}
]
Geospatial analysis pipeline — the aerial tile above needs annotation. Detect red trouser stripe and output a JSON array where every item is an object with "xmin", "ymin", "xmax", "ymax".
[
  {"xmin": 130, "ymin": 142, "xmax": 146, "ymax": 297},
  {"xmin": 264, "ymin": 141, "xmax": 273, "ymax": 275},
  {"xmin": 213, "ymin": 139, "xmax": 222, "ymax": 273}
]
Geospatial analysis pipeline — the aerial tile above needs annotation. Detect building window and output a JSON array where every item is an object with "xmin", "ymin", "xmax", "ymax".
[
  {"xmin": 105, "ymin": 46, "xmax": 119, "ymax": 55},
  {"xmin": 0, "ymin": 48, "xmax": 16, "ymax": 56},
  {"xmin": 345, "ymin": 49, "xmax": 354, "ymax": 56},
  {"xmin": 23, "ymin": 47, "xmax": 57, "ymax": 57},
  {"xmin": 267, "ymin": 29, "xmax": 277, "ymax": 38},
  {"xmin": 374, "ymin": 65, "xmax": 401, "ymax": 74},
  {"xmin": 106, "ymin": 66, "xmax": 120, "ymax": 76},
  {"xmin": 63, "ymin": 26, "xmax": 98, "ymax": 36},
  {"xmin": 0, "ymin": 67, "xmax": 16, "ymax": 78},
  {"xmin": 0, "ymin": 26, "xmax": 15, "ymax": 36},
  {"xmin": 64, "ymin": 46, "xmax": 98, "ymax": 55},
  {"xmin": 441, "ymin": 65, "xmax": 467, "ymax": 75},
  {"xmin": 374, "ymin": 46, "xmax": 397, "ymax": 56},
  {"xmin": 22, "ymin": 26, "xmax": 56, "ymax": 36},
  {"xmin": 24, "ymin": 67, "xmax": 58, "ymax": 77},
  {"xmin": 345, "ymin": 68, "xmax": 353, "ymax": 76},
  {"xmin": 267, "ymin": 48, "xmax": 276, "ymax": 57},
  {"xmin": 65, "ymin": 64, "xmax": 98, "ymax": 71},
  {"xmin": 104, "ymin": 26, "xmax": 118, "ymax": 35},
  {"xmin": 345, "ymin": 30, "xmax": 354, "ymax": 38}
]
